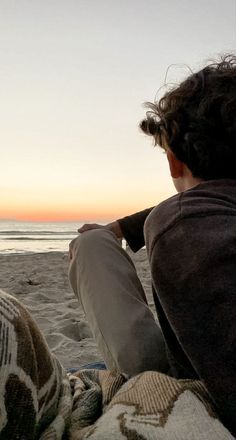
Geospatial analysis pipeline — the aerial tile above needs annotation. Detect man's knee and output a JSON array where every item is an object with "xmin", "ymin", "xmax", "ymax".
[
  {"xmin": 70, "ymin": 228, "xmax": 114, "ymax": 260},
  {"xmin": 69, "ymin": 229, "xmax": 116, "ymax": 295}
]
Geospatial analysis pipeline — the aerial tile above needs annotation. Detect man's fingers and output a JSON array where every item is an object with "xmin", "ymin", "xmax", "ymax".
[
  {"xmin": 78, "ymin": 223, "xmax": 104, "ymax": 233},
  {"xmin": 77, "ymin": 224, "xmax": 91, "ymax": 233}
]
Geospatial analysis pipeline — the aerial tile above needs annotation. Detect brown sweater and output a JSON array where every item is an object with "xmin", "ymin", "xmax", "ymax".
[{"xmin": 118, "ymin": 179, "xmax": 236, "ymax": 437}]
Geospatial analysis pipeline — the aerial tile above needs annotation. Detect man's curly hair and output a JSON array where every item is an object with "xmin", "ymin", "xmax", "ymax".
[{"xmin": 140, "ymin": 55, "xmax": 236, "ymax": 180}]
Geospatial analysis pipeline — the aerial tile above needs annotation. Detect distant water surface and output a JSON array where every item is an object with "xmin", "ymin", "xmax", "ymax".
[{"xmin": 0, "ymin": 221, "xmax": 83, "ymax": 254}]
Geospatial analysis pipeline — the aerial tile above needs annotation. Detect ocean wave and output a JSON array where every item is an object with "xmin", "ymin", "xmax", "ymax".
[
  {"xmin": 0, "ymin": 221, "xmax": 81, "ymax": 253},
  {"xmin": 1, "ymin": 237, "xmax": 73, "ymax": 241},
  {"xmin": 0, "ymin": 231, "xmax": 76, "ymax": 235}
]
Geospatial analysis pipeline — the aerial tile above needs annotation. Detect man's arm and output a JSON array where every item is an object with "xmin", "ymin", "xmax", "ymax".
[
  {"xmin": 78, "ymin": 207, "xmax": 154, "ymax": 252},
  {"xmin": 117, "ymin": 207, "xmax": 154, "ymax": 251}
]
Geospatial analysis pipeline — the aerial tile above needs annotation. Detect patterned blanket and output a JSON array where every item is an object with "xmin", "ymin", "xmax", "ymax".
[{"xmin": 0, "ymin": 290, "xmax": 234, "ymax": 440}]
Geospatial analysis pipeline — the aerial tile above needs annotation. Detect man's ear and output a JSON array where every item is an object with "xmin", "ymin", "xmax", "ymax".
[{"xmin": 167, "ymin": 149, "xmax": 184, "ymax": 178}]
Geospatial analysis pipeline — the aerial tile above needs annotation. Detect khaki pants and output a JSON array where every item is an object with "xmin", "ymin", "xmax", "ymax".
[{"xmin": 69, "ymin": 229, "xmax": 168, "ymax": 377}]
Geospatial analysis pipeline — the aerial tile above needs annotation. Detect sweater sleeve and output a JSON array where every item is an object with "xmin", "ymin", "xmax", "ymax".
[{"xmin": 117, "ymin": 207, "xmax": 154, "ymax": 252}]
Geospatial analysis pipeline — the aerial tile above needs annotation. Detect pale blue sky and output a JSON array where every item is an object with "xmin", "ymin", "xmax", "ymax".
[{"xmin": 0, "ymin": 0, "xmax": 235, "ymax": 220}]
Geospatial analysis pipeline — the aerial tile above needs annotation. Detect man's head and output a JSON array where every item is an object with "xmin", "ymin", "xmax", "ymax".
[{"xmin": 140, "ymin": 55, "xmax": 236, "ymax": 192}]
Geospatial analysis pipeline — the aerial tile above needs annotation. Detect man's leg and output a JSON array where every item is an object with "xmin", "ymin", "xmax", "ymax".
[{"xmin": 69, "ymin": 229, "xmax": 168, "ymax": 377}]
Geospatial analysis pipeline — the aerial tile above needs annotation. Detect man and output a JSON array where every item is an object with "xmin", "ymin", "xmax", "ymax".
[{"xmin": 69, "ymin": 55, "xmax": 236, "ymax": 435}]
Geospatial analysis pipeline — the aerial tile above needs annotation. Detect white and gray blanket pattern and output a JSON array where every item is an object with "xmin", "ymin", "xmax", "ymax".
[{"xmin": 0, "ymin": 289, "xmax": 234, "ymax": 440}]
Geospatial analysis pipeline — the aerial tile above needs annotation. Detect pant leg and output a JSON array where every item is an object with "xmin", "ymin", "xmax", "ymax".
[{"xmin": 69, "ymin": 229, "xmax": 168, "ymax": 377}]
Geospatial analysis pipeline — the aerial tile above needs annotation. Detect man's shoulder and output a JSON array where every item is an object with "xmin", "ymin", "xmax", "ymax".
[
  {"xmin": 145, "ymin": 179, "xmax": 236, "ymax": 250},
  {"xmin": 144, "ymin": 192, "xmax": 182, "ymax": 249}
]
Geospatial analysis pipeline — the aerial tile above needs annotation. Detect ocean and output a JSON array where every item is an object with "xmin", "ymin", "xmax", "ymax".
[{"xmin": 0, "ymin": 221, "xmax": 82, "ymax": 254}]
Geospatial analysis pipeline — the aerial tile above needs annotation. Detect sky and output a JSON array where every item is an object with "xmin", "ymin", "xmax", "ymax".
[{"xmin": 0, "ymin": 0, "xmax": 235, "ymax": 222}]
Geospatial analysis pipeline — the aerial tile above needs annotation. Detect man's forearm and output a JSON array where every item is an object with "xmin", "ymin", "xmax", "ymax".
[
  {"xmin": 106, "ymin": 221, "xmax": 123, "ymax": 239},
  {"xmin": 117, "ymin": 207, "xmax": 154, "ymax": 252}
]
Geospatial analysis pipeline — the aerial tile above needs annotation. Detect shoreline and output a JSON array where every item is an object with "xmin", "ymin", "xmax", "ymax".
[
  {"xmin": 0, "ymin": 250, "xmax": 68, "ymax": 256},
  {"xmin": 0, "ymin": 249, "xmax": 153, "ymax": 369}
]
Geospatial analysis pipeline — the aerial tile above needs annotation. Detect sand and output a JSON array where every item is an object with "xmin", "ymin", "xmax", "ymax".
[{"xmin": 0, "ymin": 248, "xmax": 154, "ymax": 369}]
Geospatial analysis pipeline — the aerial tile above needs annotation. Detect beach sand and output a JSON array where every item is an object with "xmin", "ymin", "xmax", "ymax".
[{"xmin": 0, "ymin": 248, "xmax": 154, "ymax": 369}]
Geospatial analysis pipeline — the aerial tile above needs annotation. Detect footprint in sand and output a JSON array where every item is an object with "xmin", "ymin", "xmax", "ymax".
[{"xmin": 59, "ymin": 321, "xmax": 92, "ymax": 342}]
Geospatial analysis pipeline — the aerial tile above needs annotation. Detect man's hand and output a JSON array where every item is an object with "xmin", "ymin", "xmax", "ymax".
[
  {"xmin": 78, "ymin": 223, "xmax": 107, "ymax": 233},
  {"xmin": 69, "ymin": 221, "xmax": 123, "ymax": 260},
  {"xmin": 78, "ymin": 221, "xmax": 123, "ymax": 239}
]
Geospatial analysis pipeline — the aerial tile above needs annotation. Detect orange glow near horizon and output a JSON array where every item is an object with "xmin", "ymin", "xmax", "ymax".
[
  {"xmin": 0, "ymin": 191, "xmax": 174, "ymax": 223},
  {"xmin": 0, "ymin": 200, "xmax": 128, "ymax": 222},
  {"xmin": 0, "ymin": 183, "xmax": 174, "ymax": 223},
  {"xmin": 0, "ymin": 208, "xmax": 130, "ymax": 223},
  {"xmin": 0, "ymin": 202, "xmax": 152, "ymax": 223}
]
